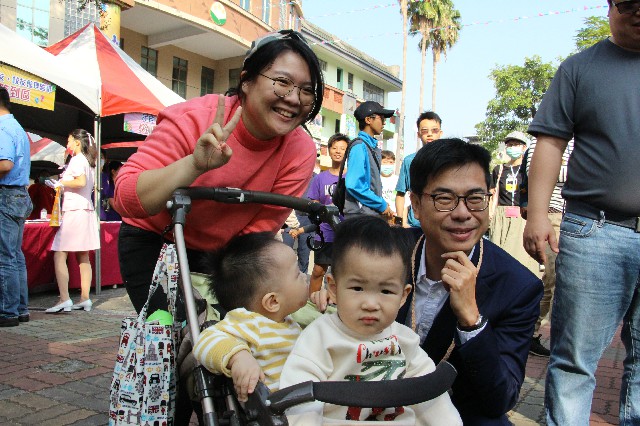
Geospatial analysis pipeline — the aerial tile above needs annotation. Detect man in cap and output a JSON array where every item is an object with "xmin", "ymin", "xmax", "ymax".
[
  {"xmin": 489, "ymin": 131, "xmax": 540, "ymax": 276},
  {"xmin": 343, "ymin": 101, "xmax": 395, "ymax": 219}
]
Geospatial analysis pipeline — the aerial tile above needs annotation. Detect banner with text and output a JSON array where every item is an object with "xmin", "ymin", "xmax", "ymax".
[
  {"xmin": 0, "ymin": 63, "xmax": 56, "ymax": 111},
  {"xmin": 123, "ymin": 112, "xmax": 157, "ymax": 136}
]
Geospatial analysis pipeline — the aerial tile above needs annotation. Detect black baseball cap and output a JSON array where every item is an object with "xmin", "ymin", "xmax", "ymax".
[{"xmin": 354, "ymin": 101, "xmax": 395, "ymax": 121}]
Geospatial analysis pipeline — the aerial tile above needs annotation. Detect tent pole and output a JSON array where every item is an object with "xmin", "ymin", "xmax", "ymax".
[{"xmin": 94, "ymin": 117, "xmax": 102, "ymax": 296}]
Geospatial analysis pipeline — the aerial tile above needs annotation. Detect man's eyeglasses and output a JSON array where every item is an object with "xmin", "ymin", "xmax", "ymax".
[
  {"xmin": 368, "ymin": 114, "xmax": 386, "ymax": 122},
  {"xmin": 259, "ymin": 74, "xmax": 316, "ymax": 106},
  {"xmin": 422, "ymin": 192, "xmax": 492, "ymax": 212},
  {"xmin": 613, "ymin": 0, "xmax": 640, "ymax": 15}
]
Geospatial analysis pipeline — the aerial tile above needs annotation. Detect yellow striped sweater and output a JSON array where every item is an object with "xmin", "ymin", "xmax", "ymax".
[{"xmin": 193, "ymin": 308, "xmax": 302, "ymax": 392}]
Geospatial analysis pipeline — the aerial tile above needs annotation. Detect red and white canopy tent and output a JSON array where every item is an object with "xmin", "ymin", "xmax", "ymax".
[
  {"xmin": 28, "ymin": 132, "xmax": 66, "ymax": 175},
  {"xmin": 46, "ymin": 23, "xmax": 183, "ymax": 118},
  {"xmin": 45, "ymin": 23, "xmax": 184, "ymax": 151}
]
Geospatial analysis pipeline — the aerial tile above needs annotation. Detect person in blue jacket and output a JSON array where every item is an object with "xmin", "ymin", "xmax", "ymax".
[{"xmin": 343, "ymin": 101, "xmax": 394, "ymax": 220}]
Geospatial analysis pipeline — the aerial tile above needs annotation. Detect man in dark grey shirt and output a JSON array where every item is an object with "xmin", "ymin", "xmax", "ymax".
[{"xmin": 524, "ymin": 2, "xmax": 640, "ymax": 425}]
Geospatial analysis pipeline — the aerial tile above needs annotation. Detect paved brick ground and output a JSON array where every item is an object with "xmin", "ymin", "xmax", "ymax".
[{"xmin": 0, "ymin": 287, "xmax": 626, "ymax": 425}]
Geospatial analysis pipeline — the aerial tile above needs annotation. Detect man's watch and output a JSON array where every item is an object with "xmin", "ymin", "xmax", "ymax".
[{"xmin": 457, "ymin": 314, "xmax": 486, "ymax": 332}]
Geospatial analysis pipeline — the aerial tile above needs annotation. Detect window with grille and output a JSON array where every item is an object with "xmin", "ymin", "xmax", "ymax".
[
  {"xmin": 63, "ymin": 0, "xmax": 100, "ymax": 40},
  {"xmin": 228, "ymin": 68, "xmax": 241, "ymax": 92},
  {"xmin": 172, "ymin": 56, "xmax": 188, "ymax": 98},
  {"xmin": 262, "ymin": 0, "xmax": 271, "ymax": 23},
  {"xmin": 240, "ymin": 0, "xmax": 250, "ymax": 11},
  {"xmin": 348, "ymin": 73, "xmax": 354, "ymax": 91},
  {"xmin": 201, "ymin": 67, "xmax": 215, "ymax": 96},
  {"xmin": 141, "ymin": 46, "xmax": 158, "ymax": 77},
  {"xmin": 17, "ymin": 0, "xmax": 50, "ymax": 46},
  {"xmin": 319, "ymin": 59, "xmax": 327, "ymax": 72},
  {"xmin": 363, "ymin": 81, "xmax": 384, "ymax": 105}
]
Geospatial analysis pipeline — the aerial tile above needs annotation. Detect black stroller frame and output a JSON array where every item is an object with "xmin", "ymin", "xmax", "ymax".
[{"xmin": 167, "ymin": 187, "xmax": 458, "ymax": 426}]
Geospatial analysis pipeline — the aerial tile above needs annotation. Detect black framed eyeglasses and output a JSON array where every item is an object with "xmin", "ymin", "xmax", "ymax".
[
  {"xmin": 259, "ymin": 74, "xmax": 316, "ymax": 106},
  {"xmin": 422, "ymin": 192, "xmax": 492, "ymax": 212},
  {"xmin": 613, "ymin": 0, "xmax": 640, "ymax": 15}
]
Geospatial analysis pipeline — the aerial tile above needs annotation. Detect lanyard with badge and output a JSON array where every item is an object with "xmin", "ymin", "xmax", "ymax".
[{"xmin": 505, "ymin": 166, "xmax": 520, "ymax": 218}]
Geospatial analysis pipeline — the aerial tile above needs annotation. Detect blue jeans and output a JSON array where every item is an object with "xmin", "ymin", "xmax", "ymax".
[
  {"xmin": 546, "ymin": 212, "xmax": 640, "ymax": 426},
  {"xmin": 0, "ymin": 187, "xmax": 32, "ymax": 318},
  {"xmin": 282, "ymin": 213, "xmax": 312, "ymax": 273}
]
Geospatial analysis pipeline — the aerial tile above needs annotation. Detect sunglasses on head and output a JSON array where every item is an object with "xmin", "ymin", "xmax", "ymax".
[{"xmin": 244, "ymin": 30, "xmax": 309, "ymax": 66}]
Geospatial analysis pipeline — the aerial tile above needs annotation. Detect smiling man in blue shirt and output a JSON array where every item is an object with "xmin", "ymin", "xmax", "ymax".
[{"xmin": 343, "ymin": 101, "xmax": 395, "ymax": 221}]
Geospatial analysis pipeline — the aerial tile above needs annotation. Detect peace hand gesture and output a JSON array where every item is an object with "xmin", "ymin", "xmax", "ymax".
[{"xmin": 192, "ymin": 96, "xmax": 243, "ymax": 172}]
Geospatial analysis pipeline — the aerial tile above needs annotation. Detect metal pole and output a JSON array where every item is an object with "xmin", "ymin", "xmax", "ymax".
[
  {"xmin": 94, "ymin": 117, "xmax": 101, "ymax": 295},
  {"xmin": 173, "ymin": 222, "xmax": 218, "ymax": 424}
]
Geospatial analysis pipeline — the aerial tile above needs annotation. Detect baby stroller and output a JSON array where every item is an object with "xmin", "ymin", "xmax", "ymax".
[{"xmin": 167, "ymin": 187, "xmax": 458, "ymax": 426}]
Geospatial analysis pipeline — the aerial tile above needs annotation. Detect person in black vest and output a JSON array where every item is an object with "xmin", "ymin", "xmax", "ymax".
[{"xmin": 343, "ymin": 101, "xmax": 394, "ymax": 220}]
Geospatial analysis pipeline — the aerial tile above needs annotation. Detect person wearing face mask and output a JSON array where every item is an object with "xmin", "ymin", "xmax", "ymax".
[
  {"xmin": 380, "ymin": 150, "xmax": 399, "ymax": 224},
  {"xmin": 489, "ymin": 131, "xmax": 541, "ymax": 276}
]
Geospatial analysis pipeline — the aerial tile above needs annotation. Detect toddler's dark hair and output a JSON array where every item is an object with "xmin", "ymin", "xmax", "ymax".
[
  {"xmin": 331, "ymin": 215, "xmax": 411, "ymax": 279},
  {"xmin": 206, "ymin": 232, "xmax": 281, "ymax": 311}
]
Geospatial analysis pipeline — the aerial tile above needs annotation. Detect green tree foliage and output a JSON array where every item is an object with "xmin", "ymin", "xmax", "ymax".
[
  {"xmin": 16, "ymin": 18, "xmax": 48, "ymax": 46},
  {"xmin": 475, "ymin": 56, "xmax": 556, "ymax": 154},
  {"xmin": 575, "ymin": 16, "xmax": 610, "ymax": 52}
]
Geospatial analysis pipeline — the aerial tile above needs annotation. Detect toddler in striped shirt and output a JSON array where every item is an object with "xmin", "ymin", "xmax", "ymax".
[{"xmin": 193, "ymin": 232, "xmax": 309, "ymax": 401}]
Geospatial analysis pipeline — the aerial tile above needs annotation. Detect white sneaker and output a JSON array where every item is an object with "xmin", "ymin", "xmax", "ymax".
[{"xmin": 45, "ymin": 299, "xmax": 73, "ymax": 313}]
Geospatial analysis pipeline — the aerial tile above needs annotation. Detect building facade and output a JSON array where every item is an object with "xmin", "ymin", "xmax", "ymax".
[{"xmin": 0, "ymin": 0, "xmax": 401, "ymax": 148}]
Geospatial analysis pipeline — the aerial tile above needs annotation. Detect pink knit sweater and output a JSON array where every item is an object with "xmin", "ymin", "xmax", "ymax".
[{"xmin": 114, "ymin": 94, "xmax": 316, "ymax": 251}]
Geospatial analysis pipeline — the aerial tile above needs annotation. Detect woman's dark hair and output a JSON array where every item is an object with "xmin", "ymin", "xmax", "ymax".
[
  {"xmin": 206, "ymin": 232, "xmax": 282, "ymax": 311},
  {"xmin": 69, "ymin": 129, "xmax": 98, "ymax": 168},
  {"xmin": 107, "ymin": 161, "xmax": 122, "ymax": 186},
  {"xmin": 331, "ymin": 215, "xmax": 411, "ymax": 279},
  {"xmin": 409, "ymin": 138, "xmax": 492, "ymax": 195},
  {"xmin": 227, "ymin": 32, "xmax": 324, "ymax": 123}
]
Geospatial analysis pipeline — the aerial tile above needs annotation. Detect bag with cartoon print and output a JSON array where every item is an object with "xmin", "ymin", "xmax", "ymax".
[{"xmin": 109, "ymin": 244, "xmax": 180, "ymax": 425}]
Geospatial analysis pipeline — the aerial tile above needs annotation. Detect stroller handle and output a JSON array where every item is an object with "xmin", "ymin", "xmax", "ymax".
[
  {"xmin": 172, "ymin": 187, "xmax": 341, "ymax": 231},
  {"xmin": 265, "ymin": 361, "xmax": 458, "ymax": 415}
]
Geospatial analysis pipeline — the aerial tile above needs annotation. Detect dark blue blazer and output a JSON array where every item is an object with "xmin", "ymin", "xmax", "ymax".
[{"xmin": 396, "ymin": 229, "xmax": 543, "ymax": 425}]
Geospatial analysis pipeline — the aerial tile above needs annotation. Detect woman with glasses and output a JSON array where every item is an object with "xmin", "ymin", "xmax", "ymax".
[{"xmin": 114, "ymin": 30, "xmax": 324, "ymax": 318}]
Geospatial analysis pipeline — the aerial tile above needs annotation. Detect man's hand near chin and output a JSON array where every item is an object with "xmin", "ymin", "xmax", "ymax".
[{"xmin": 441, "ymin": 251, "xmax": 480, "ymax": 327}]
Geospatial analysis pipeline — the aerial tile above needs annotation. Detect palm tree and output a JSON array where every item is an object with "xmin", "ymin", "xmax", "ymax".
[
  {"xmin": 396, "ymin": 0, "xmax": 408, "ymax": 172},
  {"xmin": 408, "ymin": 0, "xmax": 461, "ymax": 113},
  {"xmin": 429, "ymin": 5, "xmax": 460, "ymax": 111}
]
